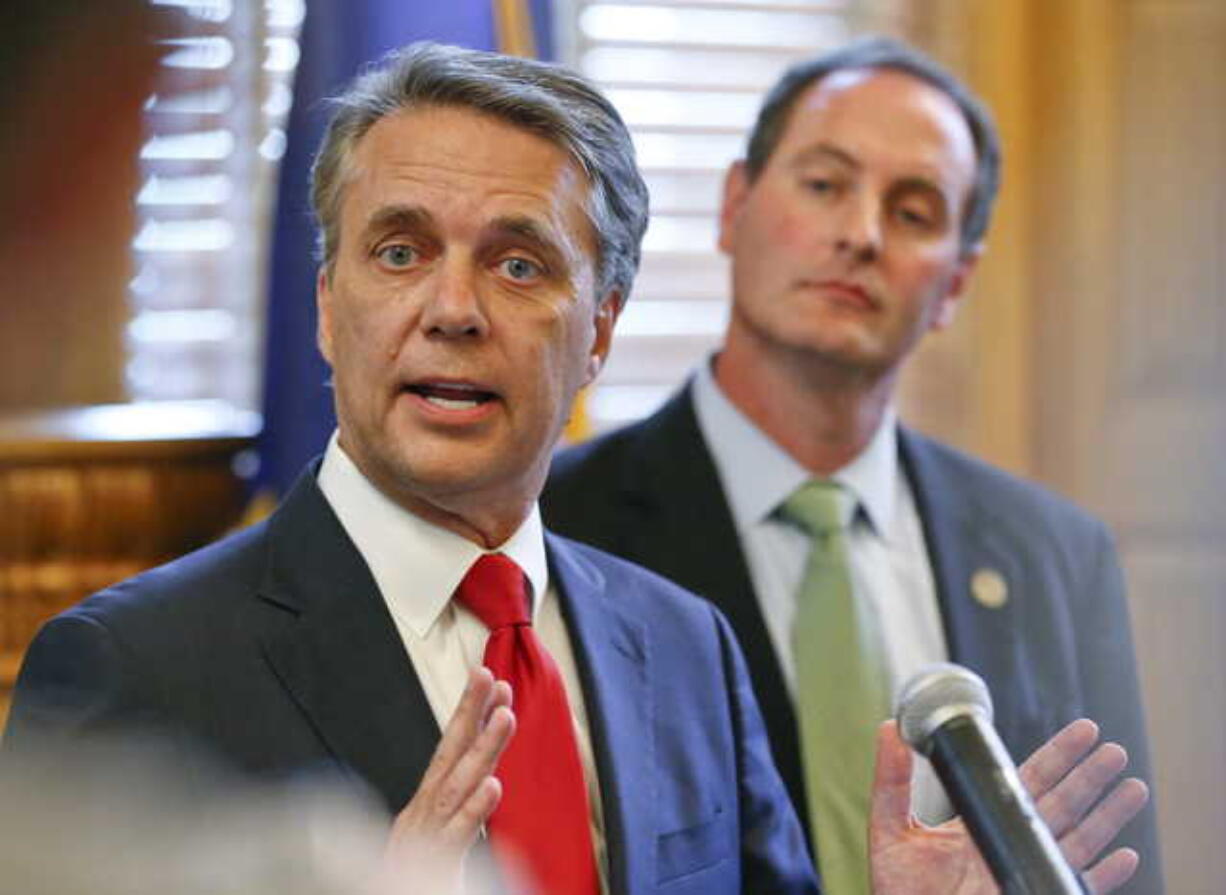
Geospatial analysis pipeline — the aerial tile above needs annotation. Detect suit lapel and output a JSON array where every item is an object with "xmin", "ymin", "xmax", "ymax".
[
  {"xmin": 547, "ymin": 533, "xmax": 653, "ymax": 895},
  {"xmin": 615, "ymin": 386, "xmax": 810, "ymax": 830},
  {"xmin": 253, "ymin": 470, "xmax": 440, "ymax": 813},
  {"xmin": 900, "ymin": 430, "xmax": 1033, "ymax": 743}
]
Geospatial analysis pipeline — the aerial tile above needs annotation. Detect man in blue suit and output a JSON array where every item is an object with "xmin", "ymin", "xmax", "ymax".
[
  {"xmin": 7, "ymin": 42, "xmax": 1145, "ymax": 895},
  {"xmin": 544, "ymin": 37, "xmax": 1161, "ymax": 895}
]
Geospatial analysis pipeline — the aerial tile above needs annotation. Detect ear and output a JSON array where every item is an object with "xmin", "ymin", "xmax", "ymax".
[
  {"xmin": 584, "ymin": 291, "xmax": 623, "ymax": 385},
  {"xmin": 931, "ymin": 243, "xmax": 982, "ymax": 331},
  {"xmin": 315, "ymin": 266, "xmax": 335, "ymax": 364},
  {"xmin": 717, "ymin": 160, "xmax": 752, "ymax": 255}
]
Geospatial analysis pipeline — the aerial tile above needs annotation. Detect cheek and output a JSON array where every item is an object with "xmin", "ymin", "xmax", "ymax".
[
  {"xmin": 536, "ymin": 311, "xmax": 596, "ymax": 402},
  {"xmin": 749, "ymin": 185, "xmax": 822, "ymax": 252},
  {"xmin": 328, "ymin": 295, "xmax": 404, "ymax": 395},
  {"xmin": 336, "ymin": 283, "xmax": 415, "ymax": 357},
  {"xmin": 892, "ymin": 251, "xmax": 957, "ymax": 305}
]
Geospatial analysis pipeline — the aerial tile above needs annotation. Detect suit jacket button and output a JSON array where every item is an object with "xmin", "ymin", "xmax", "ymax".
[{"xmin": 970, "ymin": 568, "xmax": 1008, "ymax": 609}]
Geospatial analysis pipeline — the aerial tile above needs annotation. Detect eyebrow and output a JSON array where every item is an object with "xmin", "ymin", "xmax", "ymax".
[
  {"xmin": 358, "ymin": 206, "xmax": 572, "ymax": 269},
  {"xmin": 794, "ymin": 142, "xmax": 948, "ymax": 185},
  {"xmin": 892, "ymin": 176, "xmax": 948, "ymax": 203},
  {"xmin": 488, "ymin": 214, "xmax": 568, "ymax": 268},
  {"xmin": 793, "ymin": 143, "xmax": 951, "ymax": 203},
  {"xmin": 790, "ymin": 142, "xmax": 860, "ymax": 171},
  {"xmin": 363, "ymin": 204, "xmax": 434, "ymax": 238}
]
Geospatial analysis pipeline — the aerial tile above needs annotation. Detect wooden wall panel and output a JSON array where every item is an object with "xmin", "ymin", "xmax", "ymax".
[{"xmin": 1104, "ymin": 4, "xmax": 1226, "ymax": 890}]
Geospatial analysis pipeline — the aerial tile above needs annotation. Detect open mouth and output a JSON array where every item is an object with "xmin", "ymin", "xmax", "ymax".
[{"xmin": 405, "ymin": 382, "xmax": 499, "ymax": 411}]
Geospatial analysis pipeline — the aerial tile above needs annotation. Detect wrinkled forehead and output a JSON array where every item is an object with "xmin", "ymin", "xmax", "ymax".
[{"xmin": 342, "ymin": 105, "xmax": 599, "ymax": 245}]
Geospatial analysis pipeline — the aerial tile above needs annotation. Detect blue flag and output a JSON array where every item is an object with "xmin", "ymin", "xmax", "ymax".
[{"xmin": 258, "ymin": 0, "xmax": 553, "ymax": 496}]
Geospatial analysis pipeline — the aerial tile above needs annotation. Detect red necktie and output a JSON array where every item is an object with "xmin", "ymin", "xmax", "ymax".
[{"xmin": 455, "ymin": 553, "xmax": 600, "ymax": 895}]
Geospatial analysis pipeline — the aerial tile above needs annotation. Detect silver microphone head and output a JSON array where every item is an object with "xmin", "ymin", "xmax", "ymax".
[{"xmin": 896, "ymin": 663, "xmax": 995, "ymax": 755}]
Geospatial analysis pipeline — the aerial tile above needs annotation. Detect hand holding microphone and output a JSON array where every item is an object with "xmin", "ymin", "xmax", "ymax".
[
  {"xmin": 878, "ymin": 663, "xmax": 1150, "ymax": 895},
  {"xmin": 896, "ymin": 664, "xmax": 1084, "ymax": 893},
  {"xmin": 867, "ymin": 663, "xmax": 1150, "ymax": 895}
]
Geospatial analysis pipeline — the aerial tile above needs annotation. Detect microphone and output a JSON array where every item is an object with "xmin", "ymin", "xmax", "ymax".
[{"xmin": 895, "ymin": 663, "xmax": 1085, "ymax": 895}]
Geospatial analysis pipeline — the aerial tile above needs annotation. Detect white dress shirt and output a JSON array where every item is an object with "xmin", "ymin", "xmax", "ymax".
[
  {"xmin": 316, "ymin": 435, "xmax": 608, "ymax": 887},
  {"xmin": 692, "ymin": 359, "xmax": 953, "ymax": 821}
]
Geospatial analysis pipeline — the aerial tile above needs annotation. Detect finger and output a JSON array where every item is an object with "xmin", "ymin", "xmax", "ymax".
[
  {"xmin": 1081, "ymin": 848, "xmax": 1141, "ymax": 895},
  {"xmin": 418, "ymin": 667, "xmax": 495, "ymax": 791},
  {"xmin": 432, "ymin": 704, "xmax": 517, "ymax": 829},
  {"xmin": 489, "ymin": 678, "xmax": 513, "ymax": 714},
  {"xmin": 441, "ymin": 772, "xmax": 504, "ymax": 848},
  {"xmin": 1058, "ymin": 777, "xmax": 1149, "ymax": 871},
  {"xmin": 1036, "ymin": 742, "xmax": 1128, "ymax": 837},
  {"xmin": 1018, "ymin": 719, "xmax": 1099, "ymax": 801},
  {"xmin": 869, "ymin": 721, "xmax": 915, "ymax": 842}
]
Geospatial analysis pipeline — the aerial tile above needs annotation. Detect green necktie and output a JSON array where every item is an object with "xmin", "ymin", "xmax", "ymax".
[{"xmin": 782, "ymin": 480, "xmax": 890, "ymax": 895}]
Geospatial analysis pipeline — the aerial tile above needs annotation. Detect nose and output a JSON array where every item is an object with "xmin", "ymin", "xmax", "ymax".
[
  {"xmin": 420, "ymin": 256, "xmax": 489, "ymax": 339},
  {"xmin": 832, "ymin": 194, "xmax": 881, "ymax": 263}
]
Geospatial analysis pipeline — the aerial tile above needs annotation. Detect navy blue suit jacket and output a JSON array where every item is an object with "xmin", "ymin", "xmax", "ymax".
[
  {"xmin": 543, "ymin": 384, "xmax": 1162, "ymax": 895},
  {"xmin": 6, "ymin": 468, "xmax": 816, "ymax": 895}
]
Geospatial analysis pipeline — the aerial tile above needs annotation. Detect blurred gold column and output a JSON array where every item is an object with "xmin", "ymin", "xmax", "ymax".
[{"xmin": 899, "ymin": 0, "xmax": 1038, "ymax": 476}]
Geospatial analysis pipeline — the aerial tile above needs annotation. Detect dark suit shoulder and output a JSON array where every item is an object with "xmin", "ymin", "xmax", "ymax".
[
  {"xmin": 550, "ymin": 411, "xmax": 650, "ymax": 480},
  {"xmin": 65, "ymin": 520, "xmax": 270, "ymax": 635},
  {"xmin": 904, "ymin": 429, "xmax": 1111, "ymax": 544},
  {"xmin": 545, "ymin": 416, "xmax": 651, "ymax": 530},
  {"xmin": 544, "ymin": 387, "xmax": 703, "ymax": 555}
]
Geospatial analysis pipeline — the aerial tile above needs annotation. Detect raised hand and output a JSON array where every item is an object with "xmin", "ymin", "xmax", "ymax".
[
  {"xmin": 379, "ymin": 667, "xmax": 515, "ymax": 893},
  {"xmin": 870, "ymin": 719, "xmax": 1148, "ymax": 895}
]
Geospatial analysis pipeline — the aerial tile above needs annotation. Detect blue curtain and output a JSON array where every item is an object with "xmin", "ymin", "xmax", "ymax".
[{"xmin": 258, "ymin": 0, "xmax": 554, "ymax": 496}]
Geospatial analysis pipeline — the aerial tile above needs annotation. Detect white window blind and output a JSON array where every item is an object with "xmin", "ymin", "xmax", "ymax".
[
  {"xmin": 558, "ymin": 0, "xmax": 908, "ymax": 433},
  {"xmin": 127, "ymin": 0, "xmax": 303, "ymax": 410}
]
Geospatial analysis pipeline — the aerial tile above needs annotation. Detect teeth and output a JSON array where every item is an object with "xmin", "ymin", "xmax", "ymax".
[{"xmin": 424, "ymin": 395, "xmax": 480, "ymax": 410}]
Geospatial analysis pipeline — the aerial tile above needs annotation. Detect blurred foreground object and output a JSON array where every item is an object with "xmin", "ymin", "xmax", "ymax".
[
  {"xmin": 0, "ymin": 736, "xmax": 383, "ymax": 895},
  {"xmin": 0, "ymin": 730, "xmax": 507, "ymax": 892},
  {"xmin": 0, "ymin": 734, "xmax": 497, "ymax": 895}
]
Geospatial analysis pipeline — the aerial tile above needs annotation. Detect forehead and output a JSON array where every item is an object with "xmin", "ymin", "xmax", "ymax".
[
  {"xmin": 774, "ymin": 68, "xmax": 977, "ymax": 190},
  {"xmin": 340, "ymin": 104, "xmax": 595, "ymax": 244}
]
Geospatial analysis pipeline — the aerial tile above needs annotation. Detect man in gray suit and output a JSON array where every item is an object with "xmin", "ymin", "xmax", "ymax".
[{"xmin": 544, "ymin": 37, "xmax": 1162, "ymax": 894}]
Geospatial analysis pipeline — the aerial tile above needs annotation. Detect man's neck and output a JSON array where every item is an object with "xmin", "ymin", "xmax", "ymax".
[
  {"xmin": 713, "ymin": 334, "xmax": 897, "ymax": 477},
  {"xmin": 337, "ymin": 435, "xmax": 537, "ymax": 550}
]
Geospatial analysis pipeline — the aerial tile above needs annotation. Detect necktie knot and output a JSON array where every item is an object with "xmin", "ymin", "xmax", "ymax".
[
  {"xmin": 456, "ymin": 553, "xmax": 530, "ymax": 630},
  {"xmin": 780, "ymin": 479, "xmax": 848, "ymax": 538}
]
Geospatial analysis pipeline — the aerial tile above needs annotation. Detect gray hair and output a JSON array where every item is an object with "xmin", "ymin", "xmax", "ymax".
[
  {"xmin": 310, "ymin": 42, "xmax": 649, "ymax": 303},
  {"xmin": 745, "ymin": 36, "xmax": 1001, "ymax": 255}
]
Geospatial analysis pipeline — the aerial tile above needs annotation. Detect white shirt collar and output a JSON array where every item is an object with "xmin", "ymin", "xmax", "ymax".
[
  {"xmin": 316, "ymin": 432, "xmax": 550, "ymax": 638},
  {"xmin": 692, "ymin": 355, "xmax": 902, "ymax": 541}
]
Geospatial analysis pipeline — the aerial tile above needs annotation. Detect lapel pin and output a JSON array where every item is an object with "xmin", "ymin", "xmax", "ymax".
[{"xmin": 970, "ymin": 568, "xmax": 1008, "ymax": 609}]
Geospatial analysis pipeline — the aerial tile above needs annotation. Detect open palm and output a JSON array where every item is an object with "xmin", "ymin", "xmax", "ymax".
[{"xmin": 869, "ymin": 719, "xmax": 1149, "ymax": 895}]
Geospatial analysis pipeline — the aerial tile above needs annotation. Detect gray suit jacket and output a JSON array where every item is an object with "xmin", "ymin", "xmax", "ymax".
[
  {"xmin": 543, "ymin": 384, "xmax": 1163, "ymax": 894},
  {"xmin": 6, "ymin": 466, "xmax": 817, "ymax": 895}
]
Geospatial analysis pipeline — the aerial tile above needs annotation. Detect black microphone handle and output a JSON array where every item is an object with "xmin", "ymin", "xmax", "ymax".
[{"xmin": 927, "ymin": 713, "xmax": 1086, "ymax": 895}]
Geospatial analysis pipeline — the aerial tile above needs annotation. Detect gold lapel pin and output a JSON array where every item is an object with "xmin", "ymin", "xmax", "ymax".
[{"xmin": 970, "ymin": 568, "xmax": 1008, "ymax": 609}]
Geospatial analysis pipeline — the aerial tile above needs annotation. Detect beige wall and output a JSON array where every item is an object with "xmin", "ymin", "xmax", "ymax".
[{"xmin": 902, "ymin": 2, "xmax": 1226, "ymax": 891}]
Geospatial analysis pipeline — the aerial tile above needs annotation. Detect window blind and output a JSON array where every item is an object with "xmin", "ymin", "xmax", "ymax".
[{"xmin": 127, "ymin": 0, "xmax": 303, "ymax": 410}]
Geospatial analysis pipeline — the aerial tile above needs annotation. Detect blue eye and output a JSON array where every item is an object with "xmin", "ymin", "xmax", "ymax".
[
  {"xmin": 376, "ymin": 244, "xmax": 416, "ymax": 268},
  {"xmin": 500, "ymin": 256, "xmax": 542, "ymax": 281}
]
